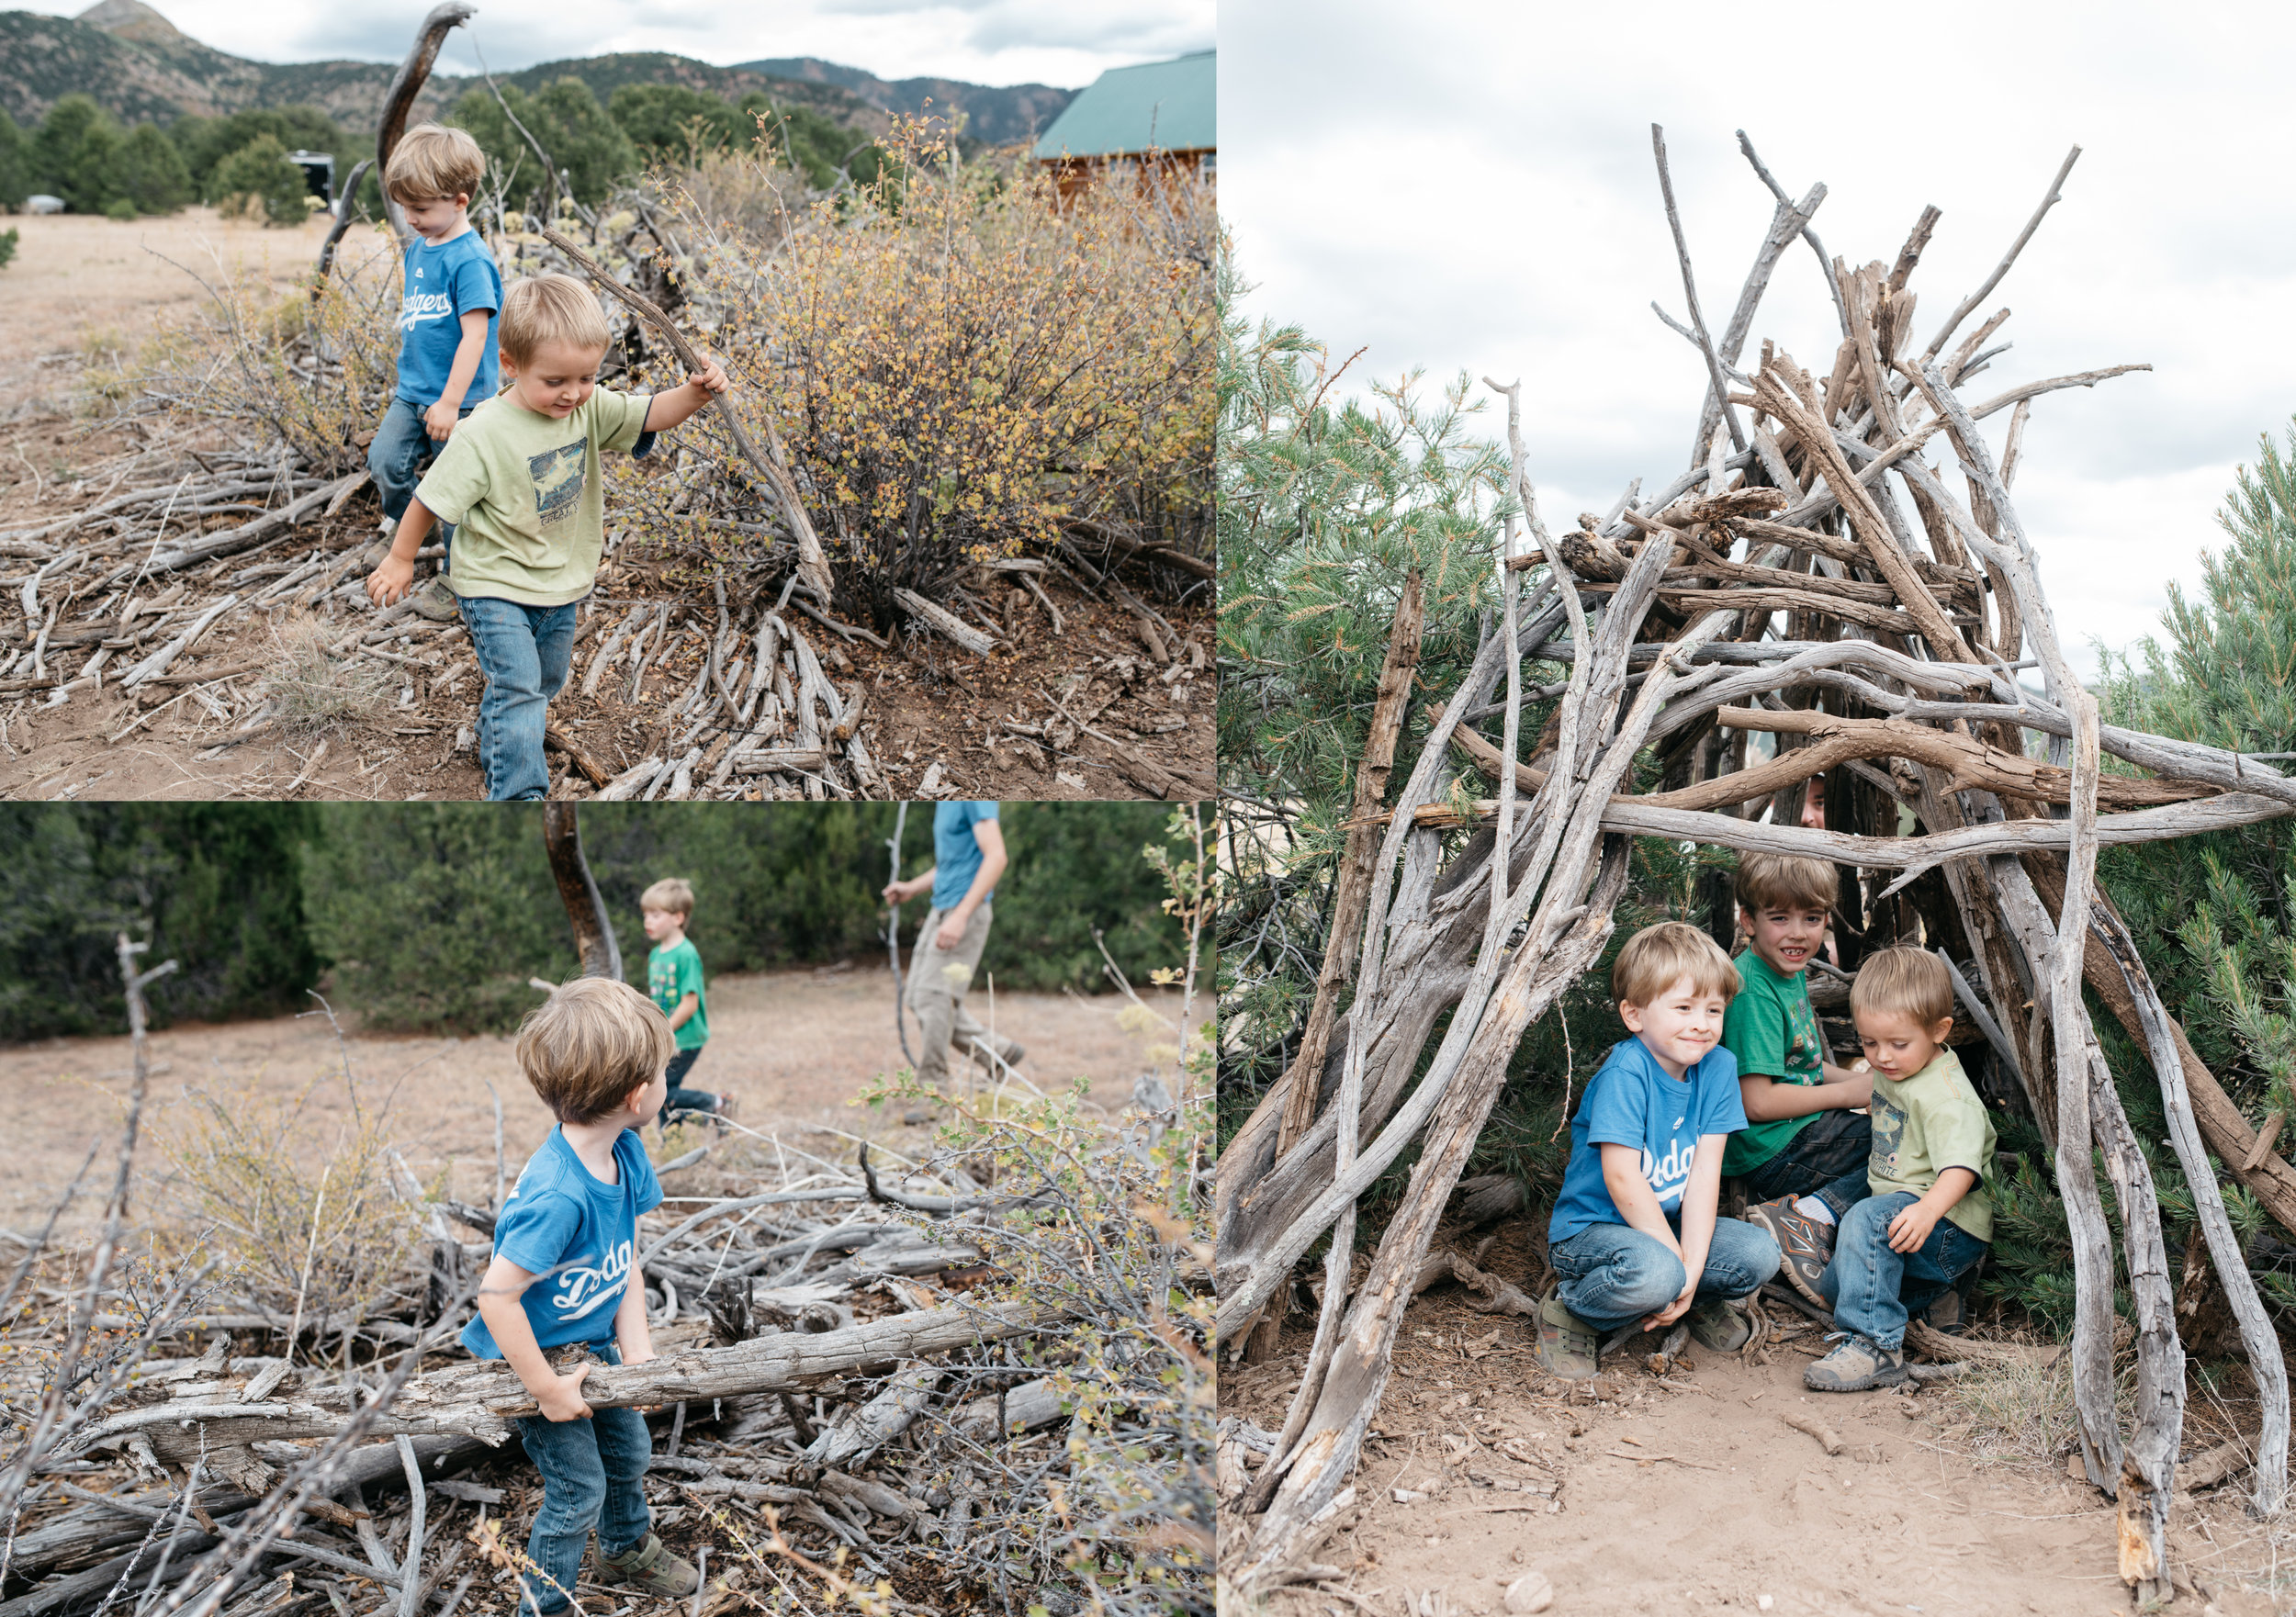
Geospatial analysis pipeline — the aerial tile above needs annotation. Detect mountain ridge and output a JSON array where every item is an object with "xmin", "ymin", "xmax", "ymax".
[{"xmin": 0, "ymin": 4, "xmax": 1074, "ymax": 146}]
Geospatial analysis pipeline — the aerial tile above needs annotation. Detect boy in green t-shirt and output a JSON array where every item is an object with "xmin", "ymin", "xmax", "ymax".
[
  {"xmin": 1721, "ymin": 853, "xmax": 1873, "ymax": 1305},
  {"xmin": 366, "ymin": 274, "xmax": 729, "ymax": 801},
  {"xmin": 641, "ymin": 878, "xmax": 736, "ymax": 1131}
]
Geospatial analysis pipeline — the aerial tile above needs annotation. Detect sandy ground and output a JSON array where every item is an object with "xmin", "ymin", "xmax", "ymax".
[
  {"xmin": 0, "ymin": 208, "xmax": 1214, "ymax": 803},
  {"xmin": 1225, "ymin": 1240, "xmax": 2291, "ymax": 1616},
  {"xmin": 0, "ymin": 962, "xmax": 1203, "ymax": 1237}
]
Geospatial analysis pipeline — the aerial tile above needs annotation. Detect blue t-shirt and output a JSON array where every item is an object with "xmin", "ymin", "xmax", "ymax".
[
  {"xmin": 1548, "ymin": 1038, "xmax": 1748, "ymax": 1244},
  {"xmin": 931, "ymin": 801, "xmax": 999, "ymax": 912},
  {"xmin": 460, "ymin": 1127, "xmax": 661, "ymax": 1359},
  {"xmin": 396, "ymin": 229, "xmax": 503, "ymax": 408}
]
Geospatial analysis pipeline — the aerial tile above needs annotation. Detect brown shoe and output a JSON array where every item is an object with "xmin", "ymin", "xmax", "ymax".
[
  {"xmin": 598, "ymin": 1533, "xmax": 699, "ymax": 1597},
  {"xmin": 1742, "ymin": 1196, "xmax": 1833, "ymax": 1307}
]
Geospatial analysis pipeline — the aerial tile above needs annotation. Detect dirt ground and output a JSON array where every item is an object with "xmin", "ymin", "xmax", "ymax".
[
  {"xmin": 1225, "ymin": 1235, "xmax": 2290, "ymax": 1617},
  {"xmin": 0, "ymin": 962, "xmax": 1203, "ymax": 1237},
  {"xmin": 0, "ymin": 208, "xmax": 1214, "ymax": 803}
]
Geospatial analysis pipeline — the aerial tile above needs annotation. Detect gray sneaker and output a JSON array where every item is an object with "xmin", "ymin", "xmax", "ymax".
[
  {"xmin": 1804, "ymin": 1332, "xmax": 1908, "ymax": 1392},
  {"xmin": 1536, "ymin": 1291, "xmax": 1600, "ymax": 1381},
  {"xmin": 1686, "ymin": 1297, "xmax": 1751, "ymax": 1353},
  {"xmin": 1742, "ymin": 1197, "xmax": 1834, "ymax": 1308},
  {"xmin": 1922, "ymin": 1287, "xmax": 1964, "ymax": 1334},
  {"xmin": 597, "ymin": 1533, "xmax": 700, "ymax": 1598},
  {"xmin": 408, "ymin": 575, "xmax": 460, "ymax": 622}
]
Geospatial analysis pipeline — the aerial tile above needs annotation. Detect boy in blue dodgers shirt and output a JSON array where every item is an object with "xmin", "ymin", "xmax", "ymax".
[
  {"xmin": 366, "ymin": 275, "xmax": 729, "ymax": 799},
  {"xmin": 464, "ymin": 976, "xmax": 701, "ymax": 1613},
  {"xmin": 367, "ymin": 124, "xmax": 502, "ymax": 623},
  {"xmin": 1537, "ymin": 922, "xmax": 1782, "ymax": 1379},
  {"xmin": 1805, "ymin": 948, "xmax": 1997, "ymax": 1392}
]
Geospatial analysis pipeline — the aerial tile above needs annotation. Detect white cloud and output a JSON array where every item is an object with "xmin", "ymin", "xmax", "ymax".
[
  {"xmin": 63, "ymin": 0, "xmax": 1212, "ymax": 86},
  {"xmin": 1221, "ymin": 0, "xmax": 2296, "ymax": 681}
]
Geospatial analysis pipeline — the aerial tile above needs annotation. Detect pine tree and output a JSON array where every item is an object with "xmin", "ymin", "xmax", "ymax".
[
  {"xmin": 114, "ymin": 123, "xmax": 192, "ymax": 215},
  {"xmin": 0, "ymin": 108, "xmax": 28, "ymax": 211}
]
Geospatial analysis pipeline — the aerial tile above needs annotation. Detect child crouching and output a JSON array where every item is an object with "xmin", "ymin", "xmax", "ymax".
[
  {"xmin": 1538, "ymin": 922, "xmax": 1782, "ymax": 1379},
  {"xmin": 1807, "ymin": 948, "xmax": 1998, "ymax": 1392},
  {"xmin": 464, "ymin": 978, "xmax": 700, "ymax": 1614}
]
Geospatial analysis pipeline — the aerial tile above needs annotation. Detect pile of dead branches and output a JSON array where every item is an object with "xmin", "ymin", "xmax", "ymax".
[{"xmin": 1217, "ymin": 130, "xmax": 2296, "ymax": 1602}]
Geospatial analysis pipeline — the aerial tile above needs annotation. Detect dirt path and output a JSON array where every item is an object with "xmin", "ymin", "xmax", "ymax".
[
  {"xmin": 0, "ymin": 963, "xmax": 1202, "ymax": 1236},
  {"xmin": 0, "ymin": 210, "xmax": 1214, "ymax": 803},
  {"xmin": 1225, "ymin": 1252, "xmax": 2288, "ymax": 1615}
]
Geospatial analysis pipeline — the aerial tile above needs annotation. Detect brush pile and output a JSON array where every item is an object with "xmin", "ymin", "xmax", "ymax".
[{"xmin": 1219, "ymin": 132, "xmax": 2296, "ymax": 1600}]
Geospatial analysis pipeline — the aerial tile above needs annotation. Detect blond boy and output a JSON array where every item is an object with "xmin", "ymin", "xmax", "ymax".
[
  {"xmin": 1723, "ymin": 853, "xmax": 1874, "ymax": 1305},
  {"xmin": 640, "ymin": 878, "xmax": 735, "ymax": 1128},
  {"xmin": 366, "ymin": 274, "xmax": 729, "ymax": 798},
  {"xmin": 463, "ymin": 978, "xmax": 700, "ymax": 1613},
  {"xmin": 368, "ymin": 124, "xmax": 501, "ymax": 622},
  {"xmin": 1806, "ymin": 949, "xmax": 1997, "ymax": 1391},
  {"xmin": 1537, "ymin": 922, "xmax": 1782, "ymax": 1379}
]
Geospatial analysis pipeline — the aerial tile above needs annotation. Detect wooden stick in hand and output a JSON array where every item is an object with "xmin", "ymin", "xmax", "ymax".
[{"xmin": 536, "ymin": 225, "xmax": 835, "ymax": 602}]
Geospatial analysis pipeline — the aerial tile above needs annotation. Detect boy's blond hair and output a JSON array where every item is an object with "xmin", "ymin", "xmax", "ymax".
[
  {"xmin": 516, "ymin": 977, "xmax": 674, "ymax": 1124},
  {"xmin": 499, "ymin": 275, "xmax": 612, "ymax": 367},
  {"xmin": 1734, "ymin": 851, "xmax": 1840, "ymax": 915},
  {"xmin": 1613, "ymin": 921, "xmax": 1740, "ymax": 1008},
  {"xmin": 1851, "ymin": 947, "xmax": 1955, "ymax": 1029},
  {"xmin": 641, "ymin": 878, "xmax": 695, "ymax": 918},
  {"xmin": 383, "ymin": 123, "xmax": 485, "ymax": 205}
]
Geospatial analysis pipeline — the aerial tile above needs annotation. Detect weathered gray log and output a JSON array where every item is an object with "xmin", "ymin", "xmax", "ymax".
[
  {"xmin": 806, "ymin": 1364, "xmax": 940, "ymax": 1470},
  {"xmin": 142, "ymin": 471, "xmax": 369, "ymax": 576},
  {"xmin": 71, "ymin": 1303, "xmax": 1043, "ymax": 1456},
  {"xmin": 374, "ymin": 4, "xmax": 476, "ymax": 244},
  {"xmin": 541, "ymin": 803, "xmax": 620, "ymax": 981},
  {"xmin": 893, "ymin": 590, "xmax": 997, "ymax": 657}
]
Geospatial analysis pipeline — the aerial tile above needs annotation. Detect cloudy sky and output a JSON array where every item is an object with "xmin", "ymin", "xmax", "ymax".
[
  {"xmin": 1221, "ymin": 0, "xmax": 2296, "ymax": 679},
  {"xmin": 70, "ymin": 0, "xmax": 1213, "ymax": 87}
]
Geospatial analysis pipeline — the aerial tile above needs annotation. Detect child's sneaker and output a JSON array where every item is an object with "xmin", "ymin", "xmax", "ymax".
[
  {"xmin": 1742, "ymin": 1196, "xmax": 1833, "ymax": 1307},
  {"xmin": 1685, "ymin": 1297, "xmax": 1751, "ymax": 1353},
  {"xmin": 408, "ymin": 575, "xmax": 459, "ymax": 622},
  {"xmin": 1922, "ymin": 1287, "xmax": 1964, "ymax": 1334},
  {"xmin": 712, "ymin": 1093, "xmax": 738, "ymax": 1128},
  {"xmin": 1803, "ymin": 1332, "xmax": 1907, "ymax": 1392},
  {"xmin": 598, "ymin": 1533, "xmax": 700, "ymax": 1597},
  {"xmin": 1536, "ymin": 1290, "xmax": 1600, "ymax": 1381}
]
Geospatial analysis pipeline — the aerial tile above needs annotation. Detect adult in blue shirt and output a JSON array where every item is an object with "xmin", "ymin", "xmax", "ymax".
[{"xmin": 882, "ymin": 801, "xmax": 1025, "ymax": 1086}]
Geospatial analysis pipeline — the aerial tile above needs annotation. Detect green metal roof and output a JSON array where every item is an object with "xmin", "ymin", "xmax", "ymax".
[{"xmin": 1033, "ymin": 51, "xmax": 1214, "ymax": 160}]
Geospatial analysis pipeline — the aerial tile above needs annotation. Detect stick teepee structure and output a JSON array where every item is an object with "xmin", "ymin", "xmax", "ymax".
[{"xmin": 1219, "ymin": 128, "xmax": 2296, "ymax": 1602}]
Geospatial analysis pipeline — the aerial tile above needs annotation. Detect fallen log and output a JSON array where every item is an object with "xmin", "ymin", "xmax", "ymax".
[{"xmin": 71, "ymin": 1302, "xmax": 1048, "ymax": 1457}]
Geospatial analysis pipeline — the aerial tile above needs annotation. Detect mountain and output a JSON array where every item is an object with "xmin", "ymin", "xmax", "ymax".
[
  {"xmin": 738, "ymin": 56, "xmax": 1072, "ymax": 147},
  {"xmin": 0, "ymin": 3, "xmax": 1064, "ymax": 146}
]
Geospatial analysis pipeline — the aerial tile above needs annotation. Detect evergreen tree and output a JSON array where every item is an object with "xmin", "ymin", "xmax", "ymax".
[
  {"xmin": 174, "ymin": 107, "xmax": 344, "ymax": 203},
  {"xmin": 0, "ymin": 109, "xmax": 29, "ymax": 211},
  {"xmin": 114, "ymin": 123, "xmax": 192, "ymax": 215},
  {"xmin": 450, "ymin": 79, "xmax": 636, "ymax": 209},
  {"xmin": 209, "ymin": 134, "xmax": 311, "ymax": 226},
  {"xmin": 34, "ymin": 95, "xmax": 119, "ymax": 213},
  {"xmin": 609, "ymin": 83, "xmax": 746, "ymax": 164}
]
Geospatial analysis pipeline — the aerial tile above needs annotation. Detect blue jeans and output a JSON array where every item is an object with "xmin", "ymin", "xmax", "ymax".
[
  {"xmin": 660, "ymin": 1047, "xmax": 717, "ymax": 1130},
  {"xmin": 511, "ymin": 1342, "xmax": 650, "ymax": 1617},
  {"xmin": 1550, "ymin": 1215, "xmax": 1781, "ymax": 1333},
  {"xmin": 367, "ymin": 396, "xmax": 465, "ymax": 548},
  {"xmin": 1740, "ymin": 1106, "xmax": 1873, "ymax": 1220},
  {"xmin": 1820, "ymin": 1189, "xmax": 1989, "ymax": 1352},
  {"xmin": 459, "ymin": 594, "xmax": 580, "ymax": 800}
]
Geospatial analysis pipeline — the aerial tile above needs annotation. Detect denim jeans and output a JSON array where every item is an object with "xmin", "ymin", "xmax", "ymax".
[
  {"xmin": 660, "ymin": 1047, "xmax": 716, "ymax": 1129},
  {"xmin": 1739, "ymin": 1106, "xmax": 1873, "ymax": 1219},
  {"xmin": 1550, "ymin": 1215, "xmax": 1781, "ymax": 1333},
  {"xmin": 1820, "ymin": 1189, "xmax": 1989, "ymax": 1351},
  {"xmin": 458, "ymin": 594, "xmax": 580, "ymax": 800},
  {"xmin": 511, "ymin": 1342, "xmax": 650, "ymax": 1617},
  {"xmin": 367, "ymin": 396, "xmax": 465, "ymax": 549}
]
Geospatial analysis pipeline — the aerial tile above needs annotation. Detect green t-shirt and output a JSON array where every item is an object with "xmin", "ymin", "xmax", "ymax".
[
  {"xmin": 414, "ymin": 387, "xmax": 653, "ymax": 607},
  {"xmin": 1718, "ymin": 949, "xmax": 1827, "ymax": 1175},
  {"xmin": 1869, "ymin": 1046, "xmax": 1997, "ymax": 1242},
  {"xmin": 648, "ymin": 937, "xmax": 709, "ymax": 1052}
]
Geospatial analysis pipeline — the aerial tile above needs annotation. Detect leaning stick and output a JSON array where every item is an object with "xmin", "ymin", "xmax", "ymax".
[{"xmin": 536, "ymin": 225, "xmax": 835, "ymax": 602}]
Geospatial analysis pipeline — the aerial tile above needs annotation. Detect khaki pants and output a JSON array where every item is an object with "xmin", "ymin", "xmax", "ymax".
[{"xmin": 905, "ymin": 903, "xmax": 1018, "ymax": 1085}]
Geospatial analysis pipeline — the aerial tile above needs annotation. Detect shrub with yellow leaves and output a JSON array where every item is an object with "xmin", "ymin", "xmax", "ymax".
[{"xmin": 613, "ymin": 124, "xmax": 1215, "ymax": 629}]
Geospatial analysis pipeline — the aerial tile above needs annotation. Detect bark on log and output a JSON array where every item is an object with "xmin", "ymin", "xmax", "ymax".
[
  {"xmin": 541, "ymin": 803, "xmax": 620, "ymax": 981},
  {"xmin": 374, "ymin": 5, "xmax": 475, "ymax": 245},
  {"xmin": 72, "ymin": 1304, "xmax": 1044, "ymax": 1456}
]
